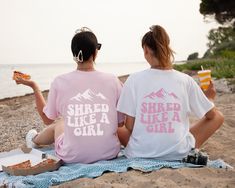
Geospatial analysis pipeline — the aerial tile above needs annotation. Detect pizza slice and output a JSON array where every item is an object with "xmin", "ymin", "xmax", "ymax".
[
  {"xmin": 32, "ymin": 159, "xmax": 56, "ymax": 168},
  {"xmin": 7, "ymin": 160, "xmax": 32, "ymax": 169},
  {"xmin": 6, "ymin": 159, "xmax": 56, "ymax": 170},
  {"xmin": 13, "ymin": 71, "xmax": 31, "ymax": 80}
]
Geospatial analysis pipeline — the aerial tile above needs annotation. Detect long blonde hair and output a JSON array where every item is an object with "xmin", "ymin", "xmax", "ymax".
[{"xmin": 142, "ymin": 25, "xmax": 174, "ymax": 68}]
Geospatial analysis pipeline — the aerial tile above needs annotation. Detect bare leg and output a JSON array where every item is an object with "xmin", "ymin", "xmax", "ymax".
[
  {"xmin": 190, "ymin": 109, "xmax": 224, "ymax": 148},
  {"xmin": 33, "ymin": 119, "xmax": 64, "ymax": 145}
]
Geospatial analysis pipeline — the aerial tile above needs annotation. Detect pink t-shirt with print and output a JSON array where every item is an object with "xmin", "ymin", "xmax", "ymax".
[{"xmin": 43, "ymin": 70, "xmax": 124, "ymax": 163}]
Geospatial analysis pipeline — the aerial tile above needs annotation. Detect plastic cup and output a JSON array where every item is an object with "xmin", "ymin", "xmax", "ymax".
[{"xmin": 198, "ymin": 70, "xmax": 211, "ymax": 90}]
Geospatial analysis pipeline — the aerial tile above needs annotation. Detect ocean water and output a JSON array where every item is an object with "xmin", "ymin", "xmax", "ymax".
[{"xmin": 0, "ymin": 62, "xmax": 149, "ymax": 99}]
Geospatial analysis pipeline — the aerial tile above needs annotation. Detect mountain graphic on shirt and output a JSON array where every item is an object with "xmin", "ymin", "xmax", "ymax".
[
  {"xmin": 70, "ymin": 89, "xmax": 107, "ymax": 101},
  {"xmin": 144, "ymin": 88, "xmax": 178, "ymax": 100}
]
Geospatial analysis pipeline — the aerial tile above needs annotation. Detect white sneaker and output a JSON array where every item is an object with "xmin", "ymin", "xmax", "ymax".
[{"xmin": 26, "ymin": 129, "xmax": 38, "ymax": 148}]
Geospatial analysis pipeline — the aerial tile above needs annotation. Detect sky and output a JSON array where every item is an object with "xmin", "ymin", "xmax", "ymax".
[{"xmin": 0, "ymin": 0, "xmax": 218, "ymax": 64}]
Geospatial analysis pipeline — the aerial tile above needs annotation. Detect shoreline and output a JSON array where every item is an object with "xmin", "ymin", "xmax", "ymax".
[
  {"xmin": 0, "ymin": 90, "xmax": 49, "ymax": 103},
  {"xmin": 0, "ymin": 74, "xmax": 130, "ymax": 102},
  {"xmin": 1, "ymin": 76, "xmax": 233, "ymax": 103}
]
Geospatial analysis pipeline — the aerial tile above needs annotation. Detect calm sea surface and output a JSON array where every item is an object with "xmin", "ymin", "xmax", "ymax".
[{"xmin": 0, "ymin": 62, "xmax": 150, "ymax": 99}]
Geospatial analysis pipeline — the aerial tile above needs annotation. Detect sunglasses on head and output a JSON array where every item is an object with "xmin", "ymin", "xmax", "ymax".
[
  {"xmin": 75, "ymin": 27, "xmax": 102, "ymax": 50},
  {"xmin": 97, "ymin": 43, "xmax": 102, "ymax": 50}
]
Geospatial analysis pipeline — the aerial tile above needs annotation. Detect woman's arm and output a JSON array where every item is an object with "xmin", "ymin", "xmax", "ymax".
[
  {"xmin": 117, "ymin": 115, "xmax": 135, "ymax": 147},
  {"xmin": 125, "ymin": 115, "xmax": 135, "ymax": 133},
  {"xmin": 16, "ymin": 78, "xmax": 54, "ymax": 125}
]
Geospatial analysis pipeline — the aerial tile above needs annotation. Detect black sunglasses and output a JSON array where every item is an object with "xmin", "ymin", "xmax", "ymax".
[{"xmin": 97, "ymin": 43, "xmax": 102, "ymax": 50}]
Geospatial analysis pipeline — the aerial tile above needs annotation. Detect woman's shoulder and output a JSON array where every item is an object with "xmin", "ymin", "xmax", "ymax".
[
  {"xmin": 128, "ymin": 69, "xmax": 149, "ymax": 79},
  {"xmin": 95, "ymin": 71, "xmax": 119, "ymax": 80},
  {"xmin": 97, "ymin": 71, "xmax": 116, "ymax": 77},
  {"xmin": 172, "ymin": 70, "xmax": 199, "ymax": 89},
  {"xmin": 58, "ymin": 70, "xmax": 75, "ymax": 78},
  {"xmin": 172, "ymin": 69, "xmax": 193, "ymax": 80},
  {"xmin": 52, "ymin": 71, "xmax": 77, "ymax": 83},
  {"xmin": 87, "ymin": 71, "xmax": 123, "ymax": 87}
]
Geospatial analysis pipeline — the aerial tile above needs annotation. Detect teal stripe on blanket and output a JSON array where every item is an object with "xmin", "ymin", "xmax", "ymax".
[{"xmin": 0, "ymin": 149, "xmax": 232, "ymax": 188}]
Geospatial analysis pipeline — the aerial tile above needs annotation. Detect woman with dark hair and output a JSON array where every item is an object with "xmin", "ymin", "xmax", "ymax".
[
  {"xmin": 117, "ymin": 25, "xmax": 224, "ymax": 161},
  {"xmin": 16, "ymin": 27, "xmax": 124, "ymax": 164}
]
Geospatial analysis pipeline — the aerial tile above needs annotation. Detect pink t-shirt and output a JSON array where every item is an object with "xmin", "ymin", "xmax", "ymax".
[{"xmin": 43, "ymin": 70, "xmax": 124, "ymax": 163}]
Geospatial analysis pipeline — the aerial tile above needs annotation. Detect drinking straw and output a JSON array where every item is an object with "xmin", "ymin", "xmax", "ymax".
[{"xmin": 201, "ymin": 65, "xmax": 204, "ymax": 70}]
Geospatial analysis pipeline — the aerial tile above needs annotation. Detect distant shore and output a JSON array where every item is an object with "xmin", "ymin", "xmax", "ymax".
[{"xmin": 0, "ymin": 74, "xmax": 130, "ymax": 102}]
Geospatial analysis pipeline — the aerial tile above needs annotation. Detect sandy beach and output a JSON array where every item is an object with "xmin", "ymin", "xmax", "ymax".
[{"xmin": 0, "ymin": 75, "xmax": 234, "ymax": 187}]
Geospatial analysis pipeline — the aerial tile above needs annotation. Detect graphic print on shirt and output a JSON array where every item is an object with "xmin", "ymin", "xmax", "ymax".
[
  {"xmin": 140, "ymin": 88, "xmax": 181, "ymax": 133},
  {"xmin": 67, "ymin": 89, "xmax": 110, "ymax": 136}
]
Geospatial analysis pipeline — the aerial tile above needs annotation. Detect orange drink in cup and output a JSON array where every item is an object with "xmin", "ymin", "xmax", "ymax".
[{"xmin": 198, "ymin": 70, "xmax": 211, "ymax": 90}]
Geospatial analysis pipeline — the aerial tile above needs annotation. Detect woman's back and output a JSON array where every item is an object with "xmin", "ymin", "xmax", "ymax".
[
  {"xmin": 44, "ymin": 70, "xmax": 123, "ymax": 163},
  {"xmin": 117, "ymin": 24, "xmax": 223, "ymax": 162},
  {"xmin": 17, "ymin": 27, "xmax": 125, "ymax": 164},
  {"xmin": 118, "ymin": 68, "xmax": 214, "ymax": 160}
]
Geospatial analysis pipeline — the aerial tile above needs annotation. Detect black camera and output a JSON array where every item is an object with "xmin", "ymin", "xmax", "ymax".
[{"xmin": 183, "ymin": 148, "xmax": 208, "ymax": 166}]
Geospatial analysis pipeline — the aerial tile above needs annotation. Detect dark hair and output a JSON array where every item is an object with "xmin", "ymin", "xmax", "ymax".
[
  {"xmin": 71, "ymin": 31, "xmax": 98, "ymax": 62},
  {"xmin": 142, "ymin": 25, "xmax": 174, "ymax": 68}
]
